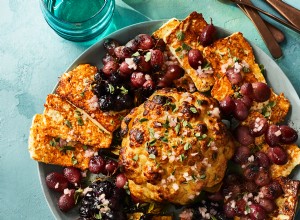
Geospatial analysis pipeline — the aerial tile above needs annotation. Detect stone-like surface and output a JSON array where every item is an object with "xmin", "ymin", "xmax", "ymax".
[{"xmin": 0, "ymin": 0, "xmax": 299, "ymax": 219}]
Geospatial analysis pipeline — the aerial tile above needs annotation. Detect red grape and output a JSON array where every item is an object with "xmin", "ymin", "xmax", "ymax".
[
  {"xmin": 255, "ymin": 151, "xmax": 270, "ymax": 168},
  {"xmin": 200, "ymin": 23, "xmax": 216, "ymax": 46},
  {"xmin": 226, "ymin": 68, "xmax": 242, "ymax": 85},
  {"xmin": 131, "ymin": 72, "xmax": 146, "ymax": 88},
  {"xmin": 63, "ymin": 167, "xmax": 81, "ymax": 185},
  {"xmin": 136, "ymin": 34, "xmax": 154, "ymax": 50},
  {"xmin": 259, "ymin": 198, "xmax": 276, "ymax": 213},
  {"xmin": 252, "ymin": 82, "xmax": 271, "ymax": 102},
  {"xmin": 279, "ymin": 125, "xmax": 298, "ymax": 144},
  {"xmin": 46, "ymin": 172, "xmax": 69, "ymax": 192},
  {"xmin": 115, "ymin": 173, "xmax": 128, "ymax": 188},
  {"xmin": 125, "ymin": 39, "xmax": 139, "ymax": 52},
  {"xmin": 103, "ymin": 38, "xmax": 120, "ymax": 56},
  {"xmin": 119, "ymin": 61, "xmax": 133, "ymax": 77},
  {"xmin": 233, "ymin": 99, "xmax": 249, "ymax": 121},
  {"xmin": 243, "ymin": 166, "xmax": 258, "ymax": 181},
  {"xmin": 102, "ymin": 61, "xmax": 119, "ymax": 76},
  {"xmin": 188, "ymin": 49, "xmax": 204, "ymax": 69},
  {"xmin": 249, "ymin": 204, "xmax": 267, "ymax": 220},
  {"xmin": 223, "ymin": 199, "xmax": 237, "ymax": 218},
  {"xmin": 114, "ymin": 46, "xmax": 133, "ymax": 59},
  {"xmin": 102, "ymin": 53, "xmax": 116, "ymax": 65},
  {"xmin": 267, "ymin": 146, "xmax": 288, "ymax": 165},
  {"xmin": 219, "ymin": 96, "xmax": 235, "ymax": 116},
  {"xmin": 233, "ymin": 146, "xmax": 251, "ymax": 164},
  {"xmin": 260, "ymin": 181, "xmax": 283, "ymax": 200},
  {"xmin": 255, "ymin": 168, "xmax": 271, "ymax": 186},
  {"xmin": 265, "ymin": 125, "xmax": 281, "ymax": 146},
  {"xmin": 235, "ymin": 125, "xmax": 254, "ymax": 146},
  {"xmin": 249, "ymin": 117, "xmax": 268, "ymax": 137},
  {"xmin": 135, "ymin": 56, "xmax": 151, "ymax": 72},
  {"xmin": 240, "ymin": 83, "xmax": 254, "ymax": 98},
  {"xmin": 150, "ymin": 49, "xmax": 164, "ymax": 70},
  {"xmin": 88, "ymin": 155, "xmax": 106, "ymax": 174},
  {"xmin": 58, "ymin": 189, "xmax": 75, "ymax": 212},
  {"xmin": 105, "ymin": 159, "xmax": 118, "ymax": 175}
]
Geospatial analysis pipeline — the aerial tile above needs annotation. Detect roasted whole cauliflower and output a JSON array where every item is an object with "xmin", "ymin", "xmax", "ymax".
[{"xmin": 119, "ymin": 89, "xmax": 235, "ymax": 205}]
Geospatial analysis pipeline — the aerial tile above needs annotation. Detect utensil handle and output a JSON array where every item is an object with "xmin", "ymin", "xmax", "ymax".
[
  {"xmin": 241, "ymin": 2, "xmax": 282, "ymax": 58},
  {"xmin": 238, "ymin": 4, "xmax": 285, "ymax": 43},
  {"xmin": 265, "ymin": 0, "xmax": 300, "ymax": 29},
  {"xmin": 234, "ymin": 0, "xmax": 300, "ymax": 33}
]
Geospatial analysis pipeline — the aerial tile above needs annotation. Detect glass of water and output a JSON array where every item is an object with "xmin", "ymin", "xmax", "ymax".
[{"xmin": 40, "ymin": 0, "xmax": 115, "ymax": 42}]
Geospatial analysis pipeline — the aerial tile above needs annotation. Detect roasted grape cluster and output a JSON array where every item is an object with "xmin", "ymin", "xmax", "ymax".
[{"xmin": 92, "ymin": 34, "xmax": 184, "ymax": 112}]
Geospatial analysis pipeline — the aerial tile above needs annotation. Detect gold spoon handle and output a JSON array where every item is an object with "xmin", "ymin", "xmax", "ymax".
[
  {"xmin": 265, "ymin": 0, "xmax": 300, "ymax": 29},
  {"xmin": 240, "ymin": 0, "xmax": 282, "ymax": 58},
  {"xmin": 238, "ymin": 4, "xmax": 285, "ymax": 43},
  {"xmin": 232, "ymin": 0, "xmax": 300, "ymax": 33}
]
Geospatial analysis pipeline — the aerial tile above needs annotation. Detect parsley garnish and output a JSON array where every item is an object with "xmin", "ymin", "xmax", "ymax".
[
  {"xmin": 175, "ymin": 47, "xmax": 182, "ymax": 52},
  {"xmin": 243, "ymin": 66, "xmax": 251, "ymax": 73},
  {"xmin": 139, "ymin": 118, "xmax": 148, "ymax": 123},
  {"xmin": 77, "ymin": 117, "xmax": 84, "ymax": 126},
  {"xmin": 182, "ymin": 120, "xmax": 192, "ymax": 129},
  {"xmin": 71, "ymin": 154, "xmax": 78, "ymax": 165},
  {"xmin": 119, "ymin": 86, "xmax": 128, "ymax": 95},
  {"xmin": 64, "ymin": 120, "xmax": 72, "ymax": 128},
  {"xmin": 108, "ymin": 84, "xmax": 115, "ymax": 94},
  {"xmin": 160, "ymin": 136, "xmax": 168, "ymax": 143},
  {"xmin": 144, "ymin": 51, "xmax": 151, "ymax": 62},
  {"xmin": 176, "ymin": 31, "xmax": 185, "ymax": 41},
  {"xmin": 179, "ymin": 154, "xmax": 186, "ymax": 162},
  {"xmin": 59, "ymin": 146, "xmax": 75, "ymax": 152},
  {"xmin": 195, "ymin": 133, "xmax": 207, "ymax": 140},
  {"xmin": 133, "ymin": 154, "xmax": 139, "ymax": 161},
  {"xmin": 200, "ymin": 174, "xmax": 206, "ymax": 179},
  {"xmin": 175, "ymin": 123, "xmax": 181, "ymax": 135},
  {"xmin": 149, "ymin": 139, "xmax": 156, "ymax": 146},
  {"xmin": 197, "ymin": 100, "xmax": 203, "ymax": 106},
  {"xmin": 184, "ymin": 142, "xmax": 192, "ymax": 151},
  {"xmin": 182, "ymin": 43, "xmax": 191, "ymax": 51},
  {"xmin": 132, "ymin": 51, "xmax": 140, "ymax": 57},
  {"xmin": 149, "ymin": 154, "xmax": 156, "ymax": 159},
  {"xmin": 82, "ymin": 145, "xmax": 88, "ymax": 150},
  {"xmin": 190, "ymin": 107, "xmax": 197, "ymax": 113}
]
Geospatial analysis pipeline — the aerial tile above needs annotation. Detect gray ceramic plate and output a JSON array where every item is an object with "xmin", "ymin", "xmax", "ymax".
[{"xmin": 38, "ymin": 20, "xmax": 300, "ymax": 219}]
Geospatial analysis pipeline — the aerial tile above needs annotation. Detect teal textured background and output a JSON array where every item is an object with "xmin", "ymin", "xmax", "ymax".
[{"xmin": 0, "ymin": 0, "xmax": 299, "ymax": 219}]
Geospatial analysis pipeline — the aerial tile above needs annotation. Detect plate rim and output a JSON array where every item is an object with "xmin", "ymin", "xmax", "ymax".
[{"xmin": 37, "ymin": 19, "xmax": 300, "ymax": 220}]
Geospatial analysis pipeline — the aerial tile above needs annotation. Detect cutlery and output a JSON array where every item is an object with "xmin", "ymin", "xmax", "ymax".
[
  {"xmin": 238, "ymin": 4, "xmax": 285, "ymax": 43},
  {"xmin": 265, "ymin": 0, "xmax": 300, "ymax": 29},
  {"xmin": 238, "ymin": 0, "xmax": 282, "ymax": 58},
  {"xmin": 230, "ymin": 0, "xmax": 300, "ymax": 33}
]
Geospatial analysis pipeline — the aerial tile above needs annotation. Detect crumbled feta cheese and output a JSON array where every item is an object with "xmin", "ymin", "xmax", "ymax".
[
  {"xmin": 275, "ymin": 130, "xmax": 282, "ymax": 136},
  {"xmin": 248, "ymin": 155, "xmax": 255, "ymax": 162},
  {"xmin": 179, "ymin": 209, "xmax": 193, "ymax": 220},
  {"xmin": 54, "ymin": 182, "xmax": 59, "ymax": 189},
  {"xmin": 125, "ymin": 58, "xmax": 137, "ymax": 70},
  {"xmin": 87, "ymin": 95, "xmax": 99, "ymax": 110},
  {"xmin": 64, "ymin": 188, "xmax": 72, "ymax": 196},
  {"xmin": 172, "ymin": 183, "xmax": 179, "ymax": 191}
]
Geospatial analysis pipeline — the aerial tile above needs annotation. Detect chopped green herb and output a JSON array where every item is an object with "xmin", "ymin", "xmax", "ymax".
[
  {"xmin": 175, "ymin": 123, "xmax": 181, "ymax": 135},
  {"xmin": 162, "ymin": 118, "xmax": 170, "ymax": 129},
  {"xmin": 132, "ymin": 51, "xmax": 140, "ymax": 57},
  {"xmin": 119, "ymin": 86, "xmax": 128, "ymax": 95},
  {"xmin": 108, "ymin": 84, "xmax": 115, "ymax": 94},
  {"xmin": 80, "ymin": 91, "xmax": 85, "ymax": 97},
  {"xmin": 94, "ymin": 213, "xmax": 102, "ymax": 220},
  {"xmin": 139, "ymin": 118, "xmax": 148, "ymax": 123},
  {"xmin": 149, "ymin": 154, "xmax": 156, "ymax": 159},
  {"xmin": 172, "ymin": 169, "xmax": 176, "ymax": 175},
  {"xmin": 182, "ymin": 43, "xmax": 191, "ymax": 51},
  {"xmin": 175, "ymin": 47, "xmax": 182, "ymax": 52},
  {"xmin": 144, "ymin": 51, "xmax": 151, "ymax": 62},
  {"xmin": 160, "ymin": 136, "xmax": 168, "ymax": 143},
  {"xmin": 269, "ymin": 101, "xmax": 276, "ymax": 107},
  {"xmin": 197, "ymin": 100, "xmax": 203, "ymax": 106},
  {"xmin": 200, "ymin": 174, "xmax": 206, "ymax": 179},
  {"xmin": 242, "ymin": 66, "xmax": 251, "ymax": 73},
  {"xmin": 64, "ymin": 120, "xmax": 72, "ymax": 128},
  {"xmin": 207, "ymin": 138, "xmax": 214, "ymax": 147},
  {"xmin": 182, "ymin": 120, "xmax": 192, "ymax": 129},
  {"xmin": 184, "ymin": 142, "xmax": 192, "ymax": 151},
  {"xmin": 179, "ymin": 154, "xmax": 186, "ymax": 162},
  {"xmin": 71, "ymin": 154, "xmax": 78, "ymax": 165},
  {"xmin": 211, "ymin": 216, "xmax": 217, "ymax": 220},
  {"xmin": 74, "ymin": 188, "xmax": 83, "ymax": 204},
  {"xmin": 133, "ymin": 154, "xmax": 139, "ymax": 161},
  {"xmin": 233, "ymin": 57, "xmax": 239, "ymax": 63},
  {"xmin": 195, "ymin": 133, "xmax": 207, "ymax": 140},
  {"xmin": 202, "ymin": 62, "xmax": 211, "ymax": 70},
  {"xmin": 149, "ymin": 139, "xmax": 156, "ymax": 146},
  {"xmin": 75, "ymin": 109, "xmax": 82, "ymax": 116},
  {"xmin": 245, "ymin": 204, "xmax": 251, "ymax": 214},
  {"xmin": 190, "ymin": 107, "xmax": 197, "ymax": 113},
  {"xmin": 164, "ymin": 101, "xmax": 177, "ymax": 111},
  {"xmin": 77, "ymin": 117, "xmax": 84, "ymax": 126},
  {"xmin": 82, "ymin": 145, "xmax": 88, "ymax": 150},
  {"xmin": 49, "ymin": 138, "xmax": 57, "ymax": 146},
  {"xmin": 149, "ymin": 128, "xmax": 155, "ymax": 139},
  {"xmin": 176, "ymin": 31, "xmax": 185, "ymax": 41},
  {"xmin": 259, "ymin": 64, "xmax": 265, "ymax": 75}
]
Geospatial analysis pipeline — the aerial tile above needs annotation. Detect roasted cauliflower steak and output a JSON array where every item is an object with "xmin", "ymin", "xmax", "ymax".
[{"xmin": 119, "ymin": 89, "xmax": 235, "ymax": 205}]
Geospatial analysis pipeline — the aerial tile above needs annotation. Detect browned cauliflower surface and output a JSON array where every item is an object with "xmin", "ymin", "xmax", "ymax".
[{"xmin": 119, "ymin": 89, "xmax": 235, "ymax": 205}]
